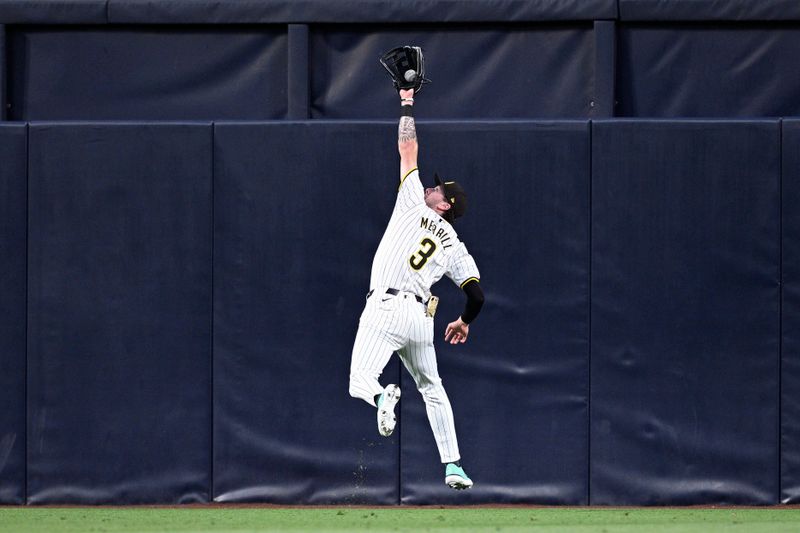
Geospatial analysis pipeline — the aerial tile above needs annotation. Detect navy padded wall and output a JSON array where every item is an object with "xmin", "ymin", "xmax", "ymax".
[
  {"xmin": 591, "ymin": 121, "xmax": 780, "ymax": 505},
  {"xmin": 8, "ymin": 27, "xmax": 287, "ymax": 120},
  {"xmin": 619, "ymin": 0, "xmax": 800, "ymax": 21},
  {"xmin": 27, "ymin": 123, "xmax": 212, "ymax": 504},
  {"xmin": 104, "ymin": 0, "xmax": 617, "ymax": 24},
  {"xmin": 617, "ymin": 25, "xmax": 800, "ymax": 118},
  {"xmin": 213, "ymin": 122, "xmax": 401, "ymax": 504},
  {"xmin": 0, "ymin": 25, "xmax": 6, "ymax": 120},
  {"xmin": 782, "ymin": 119, "xmax": 800, "ymax": 503},
  {"xmin": 310, "ymin": 25, "xmax": 594, "ymax": 119},
  {"xmin": 0, "ymin": 0, "xmax": 107, "ymax": 24},
  {"xmin": 0, "ymin": 124, "xmax": 26, "ymax": 504},
  {"xmin": 400, "ymin": 122, "xmax": 590, "ymax": 504}
]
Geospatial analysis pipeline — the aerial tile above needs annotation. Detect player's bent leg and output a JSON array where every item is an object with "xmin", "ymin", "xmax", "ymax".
[
  {"xmin": 349, "ymin": 322, "xmax": 399, "ymax": 406},
  {"xmin": 348, "ymin": 372, "xmax": 384, "ymax": 404}
]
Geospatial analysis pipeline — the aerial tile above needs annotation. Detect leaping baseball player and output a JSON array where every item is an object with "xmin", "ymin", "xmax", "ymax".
[{"xmin": 348, "ymin": 47, "xmax": 485, "ymax": 490}]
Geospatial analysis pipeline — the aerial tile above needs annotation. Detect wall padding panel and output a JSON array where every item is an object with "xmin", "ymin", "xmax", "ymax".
[
  {"xmin": 103, "ymin": 0, "xmax": 617, "ymax": 24},
  {"xmin": 310, "ymin": 26, "xmax": 594, "ymax": 119},
  {"xmin": 618, "ymin": 25, "xmax": 800, "ymax": 118},
  {"xmin": 399, "ymin": 122, "xmax": 590, "ymax": 504},
  {"xmin": 781, "ymin": 119, "xmax": 800, "ymax": 503},
  {"xmin": 8, "ymin": 27, "xmax": 287, "ymax": 121},
  {"xmin": 27, "ymin": 123, "xmax": 212, "ymax": 504},
  {"xmin": 213, "ymin": 122, "xmax": 401, "ymax": 504},
  {"xmin": 591, "ymin": 120, "xmax": 780, "ymax": 505},
  {"xmin": 0, "ymin": 123, "xmax": 27, "ymax": 504}
]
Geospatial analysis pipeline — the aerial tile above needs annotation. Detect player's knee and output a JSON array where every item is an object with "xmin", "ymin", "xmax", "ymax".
[
  {"xmin": 348, "ymin": 372, "xmax": 367, "ymax": 399},
  {"xmin": 348, "ymin": 376, "xmax": 360, "ymax": 398},
  {"xmin": 348, "ymin": 386, "xmax": 361, "ymax": 399},
  {"xmin": 418, "ymin": 381, "xmax": 445, "ymax": 404}
]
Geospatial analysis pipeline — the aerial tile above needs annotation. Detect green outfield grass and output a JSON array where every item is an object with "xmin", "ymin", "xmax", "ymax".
[{"xmin": 1, "ymin": 507, "xmax": 800, "ymax": 533}]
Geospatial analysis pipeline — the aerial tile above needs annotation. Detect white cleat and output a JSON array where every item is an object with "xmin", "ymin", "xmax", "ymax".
[{"xmin": 377, "ymin": 384, "xmax": 401, "ymax": 437}]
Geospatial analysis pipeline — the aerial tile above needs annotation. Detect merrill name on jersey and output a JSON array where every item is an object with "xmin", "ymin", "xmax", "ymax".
[{"xmin": 420, "ymin": 216, "xmax": 453, "ymax": 249}]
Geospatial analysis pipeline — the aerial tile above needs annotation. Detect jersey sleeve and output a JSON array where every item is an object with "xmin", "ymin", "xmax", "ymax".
[
  {"xmin": 446, "ymin": 241, "xmax": 481, "ymax": 288},
  {"xmin": 396, "ymin": 168, "xmax": 424, "ymax": 212}
]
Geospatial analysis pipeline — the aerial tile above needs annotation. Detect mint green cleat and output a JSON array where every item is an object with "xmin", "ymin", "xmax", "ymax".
[{"xmin": 445, "ymin": 463, "xmax": 473, "ymax": 490}]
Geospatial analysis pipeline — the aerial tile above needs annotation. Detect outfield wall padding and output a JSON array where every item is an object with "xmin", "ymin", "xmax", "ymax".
[
  {"xmin": 0, "ymin": 123, "xmax": 27, "ymax": 504},
  {"xmin": 617, "ymin": 25, "xmax": 800, "ymax": 118},
  {"xmin": 782, "ymin": 120, "xmax": 800, "ymax": 503},
  {"xmin": 0, "ymin": 0, "xmax": 618, "ymax": 24},
  {"xmin": 26, "ymin": 124, "xmax": 213, "ymax": 504},
  {"xmin": 105, "ymin": 0, "xmax": 617, "ymax": 24},
  {"xmin": 398, "ymin": 122, "xmax": 590, "ymax": 505},
  {"xmin": 212, "ymin": 123, "xmax": 402, "ymax": 504},
  {"xmin": 309, "ymin": 25, "xmax": 594, "ymax": 120},
  {"xmin": 618, "ymin": 0, "xmax": 800, "ymax": 21},
  {"xmin": 7, "ymin": 20, "xmax": 800, "ymax": 121},
  {"xmin": 590, "ymin": 120, "xmax": 780, "ymax": 505},
  {"xmin": 7, "ymin": 0, "xmax": 800, "ymax": 24},
  {"xmin": 0, "ymin": 119, "xmax": 796, "ymax": 504},
  {"xmin": 0, "ymin": 24, "xmax": 7, "ymax": 121},
  {"xmin": 3, "ymin": 0, "xmax": 800, "ymax": 509},
  {"xmin": 0, "ymin": 0, "xmax": 107, "ymax": 24},
  {"xmin": 7, "ymin": 27, "xmax": 288, "ymax": 121}
]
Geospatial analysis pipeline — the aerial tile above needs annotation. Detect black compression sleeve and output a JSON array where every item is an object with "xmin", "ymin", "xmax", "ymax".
[{"xmin": 460, "ymin": 280, "xmax": 485, "ymax": 324}]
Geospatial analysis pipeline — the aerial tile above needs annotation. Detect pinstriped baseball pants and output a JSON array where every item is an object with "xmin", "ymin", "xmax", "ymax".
[{"xmin": 349, "ymin": 288, "xmax": 460, "ymax": 463}]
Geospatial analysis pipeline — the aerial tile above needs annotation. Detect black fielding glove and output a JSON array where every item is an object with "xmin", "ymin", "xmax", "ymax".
[{"xmin": 380, "ymin": 45, "xmax": 431, "ymax": 93}]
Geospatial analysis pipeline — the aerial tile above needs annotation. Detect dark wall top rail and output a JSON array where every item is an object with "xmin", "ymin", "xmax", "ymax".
[{"xmin": 2, "ymin": 0, "xmax": 800, "ymax": 24}]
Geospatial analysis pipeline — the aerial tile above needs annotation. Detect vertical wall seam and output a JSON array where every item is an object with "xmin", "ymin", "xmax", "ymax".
[
  {"xmin": 397, "ymin": 369, "xmax": 402, "ymax": 505},
  {"xmin": 779, "ymin": 118, "xmax": 784, "ymax": 503},
  {"xmin": 210, "ymin": 122, "xmax": 216, "ymax": 503},
  {"xmin": 397, "ymin": 343, "xmax": 402, "ymax": 503},
  {"xmin": 24, "ymin": 122, "xmax": 29, "ymax": 505},
  {"xmin": 587, "ymin": 119, "xmax": 593, "ymax": 505}
]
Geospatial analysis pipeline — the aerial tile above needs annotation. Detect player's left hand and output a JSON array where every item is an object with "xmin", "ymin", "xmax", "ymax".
[
  {"xmin": 399, "ymin": 88, "xmax": 414, "ymax": 101},
  {"xmin": 445, "ymin": 317, "xmax": 469, "ymax": 344}
]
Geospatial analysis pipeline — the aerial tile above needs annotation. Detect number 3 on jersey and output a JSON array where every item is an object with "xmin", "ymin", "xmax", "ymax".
[{"xmin": 409, "ymin": 238, "xmax": 437, "ymax": 270}]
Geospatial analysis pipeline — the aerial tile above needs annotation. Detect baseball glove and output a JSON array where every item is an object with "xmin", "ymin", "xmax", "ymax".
[{"xmin": 379, "ymin": 46, "xmax": 430, "ymax": 93}]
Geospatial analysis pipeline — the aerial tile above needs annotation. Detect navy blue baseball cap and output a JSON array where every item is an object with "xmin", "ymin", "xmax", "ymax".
[{"xmin": 434, "ymin": 173, "xmax": 467, "ymax": 223}]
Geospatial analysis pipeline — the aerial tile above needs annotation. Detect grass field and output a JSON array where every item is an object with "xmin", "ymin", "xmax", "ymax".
[{"xmin": 2, "ymin": 507, "xmax": 800, "ymax": 533}]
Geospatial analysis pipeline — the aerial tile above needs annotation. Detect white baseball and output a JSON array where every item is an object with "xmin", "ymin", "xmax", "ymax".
[{"xmin": 404, "ymin": 69, "xmax": 417, "ymax": 82}]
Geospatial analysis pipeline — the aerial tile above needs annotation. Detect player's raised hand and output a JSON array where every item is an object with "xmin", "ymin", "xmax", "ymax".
[
  {"xmin": 399, "ymin": 88, "xmax": 415, "ymax": 101},
  {"xmin": 445, "ymin": 317, "xmax": 469, "ymax": 344}
]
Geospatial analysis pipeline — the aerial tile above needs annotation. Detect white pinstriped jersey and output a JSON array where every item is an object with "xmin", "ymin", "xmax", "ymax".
[{"xmin": 369, "ymin": 168, "xmax": 480, "ymax": 299}]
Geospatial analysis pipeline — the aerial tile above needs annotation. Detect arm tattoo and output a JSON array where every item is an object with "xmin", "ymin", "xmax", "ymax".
[{"xmin": 398, "ymin": 116, "xmax": 417, "ymax": 143}]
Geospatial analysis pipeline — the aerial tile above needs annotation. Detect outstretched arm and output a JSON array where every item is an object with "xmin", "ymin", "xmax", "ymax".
[
  {"xmin": 398, "ymin": 88, "xmax": 418, "ymax": 178},
  {"xmin": 444, "ymin": 280, "xmax": 485, "ymax": 344}
]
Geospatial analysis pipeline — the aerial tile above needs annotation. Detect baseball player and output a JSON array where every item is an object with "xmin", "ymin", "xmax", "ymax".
[{"xmin": 348, "ymin": 87, "xmax": 485, "ymax": 490}]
